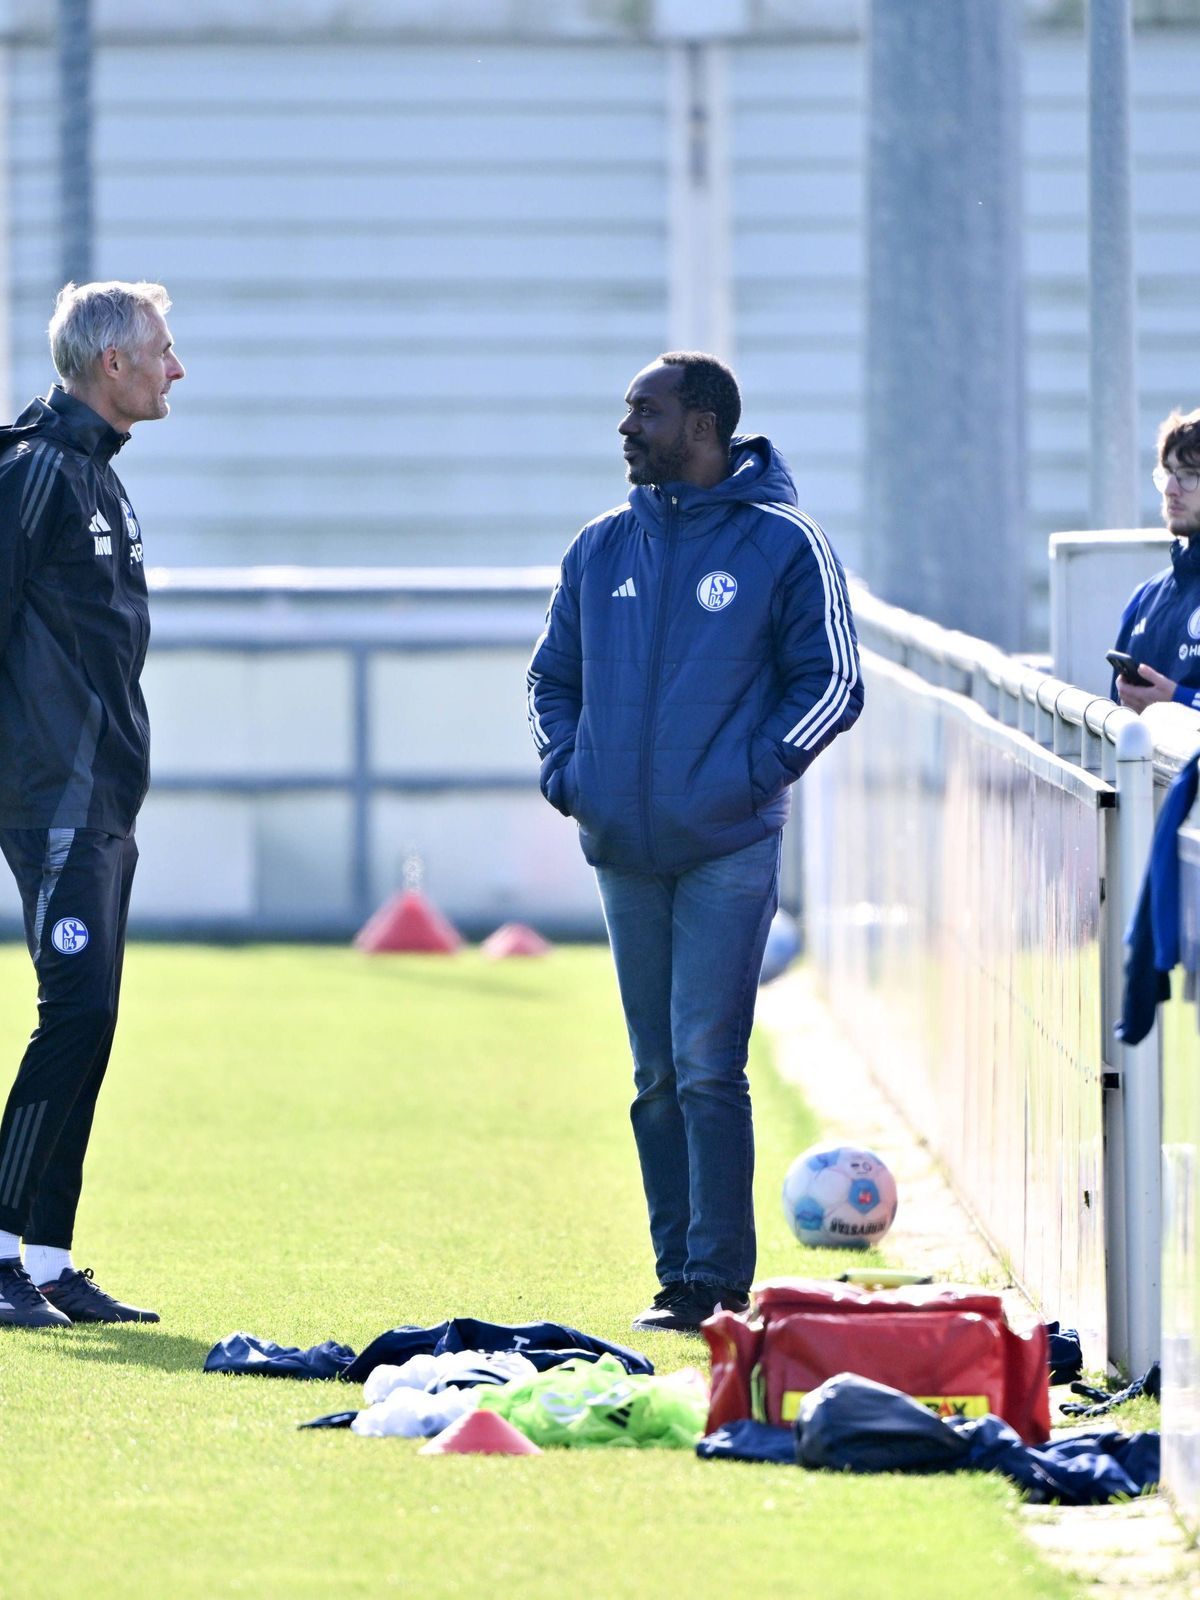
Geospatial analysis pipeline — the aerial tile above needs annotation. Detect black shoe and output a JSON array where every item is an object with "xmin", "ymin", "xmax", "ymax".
[
  {"xmin": 631, "ymin": 1282, "xmax": 688, "ymax": 1329},
  {"xmin": 0, "ymin": 1257, "xmax": 72, "ymax": 1329},
  {"xmin": 39, "ymin": 1267, "xmax": 160, "ymax": 1324},
  {"xmin": 631, "ymin": 1282, "xmax": 749, "ymax": 1334}
]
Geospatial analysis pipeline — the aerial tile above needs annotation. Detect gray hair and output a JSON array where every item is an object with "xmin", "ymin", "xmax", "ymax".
[{"xmin": 48, "ymin": 280, "xmax": 172, "ymax": 382}]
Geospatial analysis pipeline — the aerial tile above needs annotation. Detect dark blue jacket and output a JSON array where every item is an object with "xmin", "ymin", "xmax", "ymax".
[
  {"xmin": 1112, "ymin": 539, "xmax": 1200, "ymax": 708},
  {"xmin": 1115, "ymin": 751, "xmax": 1199, "ymax": 1045},
  {"xmin": 526, "ymin": 436, "xmax": 863, "ymax": 873},
  {"xmin": 0, "ymin": 387, "xmax": 150, "ymax": 834}
]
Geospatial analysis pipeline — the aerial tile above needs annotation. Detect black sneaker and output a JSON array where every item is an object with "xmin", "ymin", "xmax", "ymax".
[
  {"xmin": 39, "ymin": 1267, "xmax": 160, "ymax": 1324},
  {"xmin": 0, "ymin": 1257, "xmax": 72, "ymax": 1329},
  {"xmin": 631, "ymin": 1283, "xmax": 688, "ymax": 1330},
  {"xmin": 631, "ymin": 1282, "xmax": 749, "ymax": 1334}
]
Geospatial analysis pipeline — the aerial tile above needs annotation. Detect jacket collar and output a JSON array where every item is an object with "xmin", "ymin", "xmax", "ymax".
[
  {"xmin": 629, "ymin": 435, "xmax": 798, "ymax": 540},
  {"xmin": 43, "ymin": 385, "xmax": 129, "ymax": 464},
  {"xmin": 1171, "ymin": 536, "xmax": 1200, "ymax": 577}
]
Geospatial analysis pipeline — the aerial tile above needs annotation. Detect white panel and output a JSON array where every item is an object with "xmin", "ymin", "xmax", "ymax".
[
  {"xmin": 102, "ymin": 345, "xmax": 660, "ymax": 404},
  {"xmin": 733, "ymin": 224, "xmax": 863, "ymax": 279},
  {"xmin": 8, "ymin": 303, "xmax": 668, "ymax": 369},
  {"xmin": 728, "ymin": 41, "xmax": 863, "ymax": 100},
  {"xmin": 14, "ymin": 227, "xmax": 661, "ymax": 287},
  {"xmin": 370, "ymin": 790, "xmax": 599, "ymax": 929},
  {"xmin": 143, "ymin": 651, "xmax": 353, "ymax": 775},
  {"xmin": 126, "ymin": 465, "xmax": 620, "ymax": 523},
  {"xmin": 11, "ymin": 409, "xmax": 630, "ymax": 462},
  {"xmin": 87, "ymin": 171, "xmax": 667, "ymax": 228},
  {"xmin": 131, "ymin": 794, "xmax": 256, "ymax": 918},
  {"xmin": 10, "ymin": 28, "xmax": 1200, "ymax": 592},
  {"xmin": 85, "ymin": 43, "xmax": 666, "ymax": 108},
  {"xmin": 731, "ymin": 106, "xmax": 862, "ymax": 156},
  {"xmin": 72, "ymin": 109, "xmax": 664, "ymax": 168},
  {"xmin": 4, "ymin": 37, "xmax": 669, "ymax": 572},
  {"xmin": 370, "ymin": 648, "xmax": 534, "ymax": 775},
  {"xmin": 735, "ymin": 166, "xmax": 861, "ymax": 223},
  {"xmin": 141, "ymin": 518, "xmax": 598, "ymax": 569},
  {"xmin": 256, "ymin": 794, "xmax": 354, "ymax": 918}
]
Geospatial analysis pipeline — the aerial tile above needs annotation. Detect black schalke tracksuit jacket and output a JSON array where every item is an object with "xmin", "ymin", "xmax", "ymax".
[
  {"xmin": 0, "ymin": 385, "xmax": 150, "ymax": 836},
  {"xmin": 0, "ymin": 386, "xmax": 150, "ymax": 1246}
]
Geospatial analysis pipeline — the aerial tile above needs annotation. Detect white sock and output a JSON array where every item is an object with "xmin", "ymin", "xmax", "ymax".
[
  {"xmin": 0, "ymin": 1229, "xmax": 20, "ymax": 1262},
  {"xmin": 24, "ymin": 1245, "xmax": 73, "ymax": 1286}
]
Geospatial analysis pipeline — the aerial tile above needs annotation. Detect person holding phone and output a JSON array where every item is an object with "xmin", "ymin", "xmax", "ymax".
[{"xmin": 1110, "ymin": 408, "xmax": 1200, "ymax": 713}]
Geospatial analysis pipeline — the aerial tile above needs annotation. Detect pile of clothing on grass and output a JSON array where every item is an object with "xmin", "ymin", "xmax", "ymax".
[{"xmin": 202, "ymin": 1282, "xmax": 1160, "ymax": 1503}]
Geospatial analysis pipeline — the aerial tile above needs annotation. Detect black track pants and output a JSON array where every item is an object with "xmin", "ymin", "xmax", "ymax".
[{"xmin": 0, "ymin": 827, "xmax": 137, "ymax": 1246}]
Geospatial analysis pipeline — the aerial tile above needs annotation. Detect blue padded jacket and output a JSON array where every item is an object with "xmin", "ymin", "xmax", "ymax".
[
  {"xmin": 1112, "ymin": 538, "xmax": 1200, "ymax": 709},
  {"xmin": 526, "ymin": 435, "xmax": 863, "ymax": 874}
]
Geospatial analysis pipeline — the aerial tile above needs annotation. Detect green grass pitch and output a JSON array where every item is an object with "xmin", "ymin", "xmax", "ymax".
[{"xmin": 0, "ymin": 944, "xmax": 1077, "ymax": 1599}]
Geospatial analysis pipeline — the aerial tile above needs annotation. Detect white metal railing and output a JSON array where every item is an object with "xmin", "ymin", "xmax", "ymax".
[
  {"xmin": 853, "ymin": 587, "xmax": 1141, "ymax": 781},
  {"xmin": 812, "ymin": 581, "xmax": 1178, "ymax": 1374}
]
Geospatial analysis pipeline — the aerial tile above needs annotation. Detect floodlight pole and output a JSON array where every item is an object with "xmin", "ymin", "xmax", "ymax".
[
  {"xmin": 864, "ymin": 0, "xmax": 1025, "ymax": 649},
  {"xmin": 1088, "ymin": 0, "xmax": 1139, "ymax": 531},
  {"xmin": 657, "ymin": 0, "xmax": 735, "ymax": 362},
  {"xmin": 665, "ymin": 41, "xmax": 733, "ymax": 361},
  {"xmin": 57, "ymin": 0, "xmax": 94, "ymax": 287}
]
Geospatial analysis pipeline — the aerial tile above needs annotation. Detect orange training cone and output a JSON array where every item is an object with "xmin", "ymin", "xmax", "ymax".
[
  {"xmin": 418, "ymin": 1408, "xmax": 542, "ymax": 1455},
  {"xmin": 480, "ymin": 922, "xmax": 553, "ymax": 959},
  {"xmin": 353, "ymin": 889, "xmax": 463, "ymax": 954}
]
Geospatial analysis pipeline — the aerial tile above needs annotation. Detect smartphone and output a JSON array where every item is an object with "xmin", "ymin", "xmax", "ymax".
[{"xmin": 1106, "ymin": 649, "xmax": 1151, "ymax": 687}]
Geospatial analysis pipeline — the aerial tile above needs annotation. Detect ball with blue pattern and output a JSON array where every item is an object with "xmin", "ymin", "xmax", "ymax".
[{"xmin": 782, "ymin": 1141, "xmax": 898, "ymax": 1250}]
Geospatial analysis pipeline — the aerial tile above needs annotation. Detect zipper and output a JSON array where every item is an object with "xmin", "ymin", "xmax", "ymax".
[
  {"xmin": 104, "ymin": 470, "xmax": 152, "ymax": 804},
  {"xmin": 638, "ymin": 493, "xmax": 679, "ymax": 868}
]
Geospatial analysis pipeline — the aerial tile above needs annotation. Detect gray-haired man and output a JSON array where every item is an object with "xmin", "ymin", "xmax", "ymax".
[{"xmin": 0, "ymin": 281, "xmax": 183, "ymax": 1328}]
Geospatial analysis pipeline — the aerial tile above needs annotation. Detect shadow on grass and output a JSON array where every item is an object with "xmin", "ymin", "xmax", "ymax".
[{"xmin": 52, "ymin": 1326, "xmax": 216, "ymax": 1373}]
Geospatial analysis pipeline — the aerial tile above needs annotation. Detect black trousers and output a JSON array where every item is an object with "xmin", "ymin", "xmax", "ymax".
[{"xmin": 0, "ymin": 827, "xmax": 137, "ymax": 1247}]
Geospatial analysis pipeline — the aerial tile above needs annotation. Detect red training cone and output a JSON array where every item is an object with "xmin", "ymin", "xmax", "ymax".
[
  {"xmin": 354, "ymin": 889, "xmax": 462, "ymax": 954},
  {"xmin": 418, "ymin": 1409, "xmax": 542, "ymax": 1455},
  {"xmin": 480, "ymin": 922, "xmax": 553, "ymax": 959}
]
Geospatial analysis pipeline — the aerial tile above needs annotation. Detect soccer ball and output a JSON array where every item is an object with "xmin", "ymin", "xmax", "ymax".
[{"xmin": 782, "ymin": 1142, "xmax": 898, "ymax": 1250}]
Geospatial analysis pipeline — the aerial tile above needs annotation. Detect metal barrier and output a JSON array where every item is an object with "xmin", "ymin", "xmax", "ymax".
[
  {"xmin": 806, "ymin": 583, "xmax": 1160, "ymax": 1373},
  {"xmin": 1164, "ymin": 784, "xmax": 1200, "ymax": 1530}
]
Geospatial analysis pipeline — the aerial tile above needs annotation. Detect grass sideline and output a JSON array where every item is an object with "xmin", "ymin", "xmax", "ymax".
[{"xmin": 0, "ymin": 944, "xmax": 1077, "ymax": 1599}]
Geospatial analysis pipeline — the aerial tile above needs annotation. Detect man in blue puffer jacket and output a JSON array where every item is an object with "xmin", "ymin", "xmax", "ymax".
[
  {"xmin": 527, "ymin": 352, "xmax": 863, "ymax": 1332},
  {"xmin": 1110, "ymin": 407, "xmax": 1200, "ymax": 712}
]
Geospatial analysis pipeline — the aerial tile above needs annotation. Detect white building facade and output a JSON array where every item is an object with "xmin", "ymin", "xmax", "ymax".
[{"xmin": 2, "ymin": 1, "xmax": 1199, "ymax": 623}]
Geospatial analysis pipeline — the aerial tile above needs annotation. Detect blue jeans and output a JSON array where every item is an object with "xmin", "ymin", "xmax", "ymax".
[{"xmin": 595, "ymin": 833, "xmax": 781, "ymax": 1292}]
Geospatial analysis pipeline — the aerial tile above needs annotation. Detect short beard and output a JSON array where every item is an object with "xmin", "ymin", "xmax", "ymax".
[
  {"xmin": 1166, "ymin": 508, "xmax": 1200, "ymax": 540},
  {"xmin": 625, "ymin": 429, "xmax": 690, "ymax": 487}
]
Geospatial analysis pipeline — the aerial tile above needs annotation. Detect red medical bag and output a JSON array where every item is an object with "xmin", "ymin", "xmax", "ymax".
[{"xmin": 703, "ymin": 1278, "xmax": 1050, "ymax": 1445}]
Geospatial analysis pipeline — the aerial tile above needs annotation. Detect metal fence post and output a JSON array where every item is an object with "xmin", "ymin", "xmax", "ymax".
[
  {"xmin": 1113, "ymin": 716, "xmax": 1161, "ymax": 1375},
  {"xmin": 57, "ymin": 0, "xmax": 94, "ymax": 286},
  {"xmin": 1088, "ymin": 0, "xmax": 1138, "ymax": 531}
]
